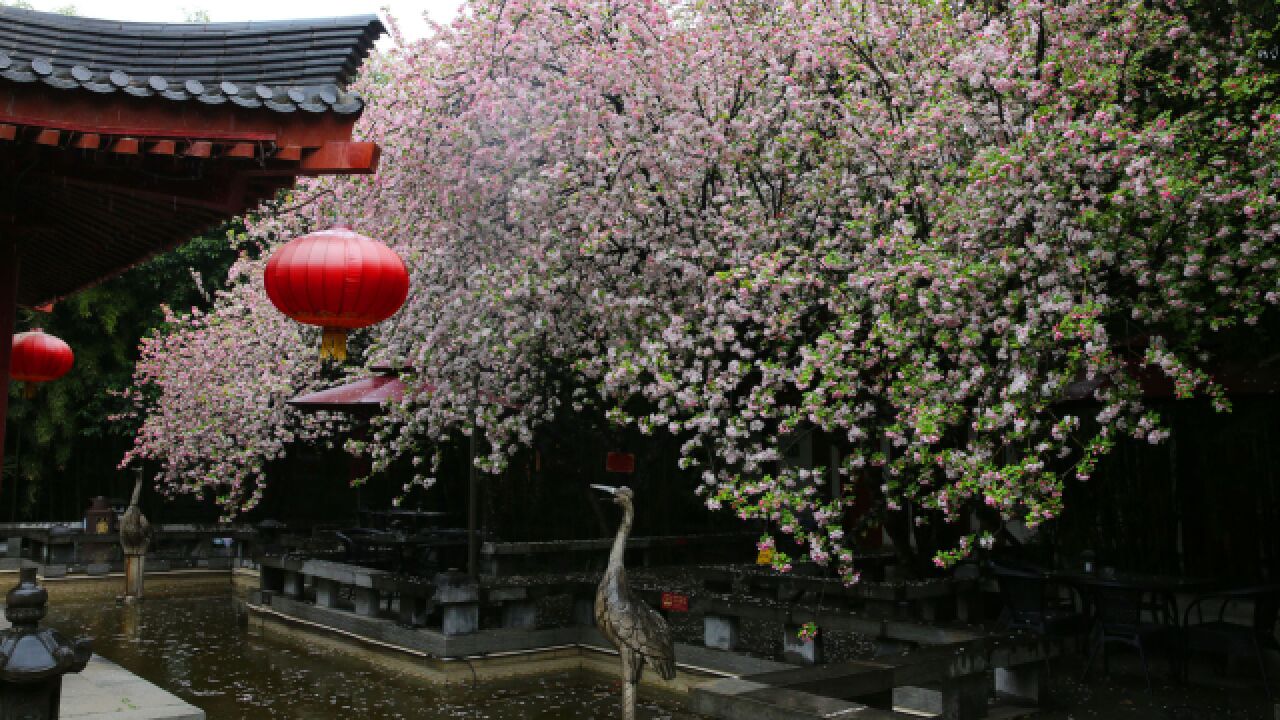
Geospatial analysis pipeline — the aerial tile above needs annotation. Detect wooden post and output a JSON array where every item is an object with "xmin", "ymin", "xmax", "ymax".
[
  {"xmin": 467, "ymin": 425, "xmax": 479, "ymax": 580},
  {"xmin": 0, "ymin": 241, "xmax": 17, "ymax": 492}
]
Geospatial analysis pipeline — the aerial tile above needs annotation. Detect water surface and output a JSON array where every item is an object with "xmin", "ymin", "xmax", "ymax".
[{"xmin": 46, "ymin": 596, "xmax": 700, "ymax": 720}]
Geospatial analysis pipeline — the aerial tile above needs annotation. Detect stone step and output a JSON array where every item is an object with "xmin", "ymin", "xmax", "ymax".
[{"xmin": 690, "ymin": 676, "xmax": 910, "ymax": 720}]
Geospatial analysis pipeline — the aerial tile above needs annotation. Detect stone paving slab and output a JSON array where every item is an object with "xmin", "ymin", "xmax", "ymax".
[
  {"xmin": 60, "ymin": 655, "xmax": 205, "ymax": 719},
  {"xmin": 1, "ymin": 612, "xmax": 205, "ymax": 720}
]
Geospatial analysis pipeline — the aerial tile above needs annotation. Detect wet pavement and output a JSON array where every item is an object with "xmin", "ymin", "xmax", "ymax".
[{"xmin": 1034, "ymin": 652, "xmax": 1274, "ymax": 719}]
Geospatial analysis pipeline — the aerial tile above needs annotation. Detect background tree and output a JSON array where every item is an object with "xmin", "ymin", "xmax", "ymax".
[{"xmin": 5, "ymin": 232, "xmax": 238, "ymax": 520}]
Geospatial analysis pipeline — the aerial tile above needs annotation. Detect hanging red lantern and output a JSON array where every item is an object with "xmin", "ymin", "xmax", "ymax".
[
  {"xmin": 11, "ymin": 329, "xmax": 74, "ymax": 397},
  {"xmin": 264, "ymin": 227, "xmax": 409, "ymax": 362}
]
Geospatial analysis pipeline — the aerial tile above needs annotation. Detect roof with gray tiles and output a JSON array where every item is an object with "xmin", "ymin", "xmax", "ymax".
[{"xmin": 0, "ymin": 7, "xmax": 383, "ymax": 113}]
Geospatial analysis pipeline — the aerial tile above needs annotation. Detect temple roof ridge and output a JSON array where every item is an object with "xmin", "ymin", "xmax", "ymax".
[{"xmin": 0, "ymin": 6, "xmax": 384, "ymax": 109}]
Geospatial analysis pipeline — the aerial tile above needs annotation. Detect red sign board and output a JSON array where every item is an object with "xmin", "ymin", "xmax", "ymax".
[
  {"xmin": 660, "ymin": 592, "xmax": 689, "ymax": 613},
  {"xmin": 605, "ymin": 451, "xmax": 635, "ymax": 474}
]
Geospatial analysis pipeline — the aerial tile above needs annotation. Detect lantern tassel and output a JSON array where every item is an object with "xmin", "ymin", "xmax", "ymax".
[{"xmin": 320, "ymin": 328, "xmax": 348, "ymax": 363}]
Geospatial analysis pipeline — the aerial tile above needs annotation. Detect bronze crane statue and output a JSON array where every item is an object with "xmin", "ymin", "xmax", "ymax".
[
  {"xmin": 119, "ymin": 472, "xmax": 153, "ymax": 601},
  {"xmin": 591, "ymin": 484, "xmax": 675, "ymax": 720}
]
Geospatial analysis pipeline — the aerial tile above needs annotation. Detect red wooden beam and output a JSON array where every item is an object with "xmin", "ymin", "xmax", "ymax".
[
  {"xmin": 111, "ymin": 137, "xmax": 140, "ymax": 154},
  {"xmin": 296, "ymin": 142, "xmax": 380, "ymax": 175},
  {"xmin": 0, "ymin": 241, "xmax": 17, "ymax": 495},
  {"xmin": 0, "ymin": 83, "xmax": 359, "ymax": 148},
  {"xmin": 274, "ymin": 145, "xmax": 302, "ymax": 162},
  {"xmin": 225, "ymin": 143, "xmax": 256, "ymax": 159}
]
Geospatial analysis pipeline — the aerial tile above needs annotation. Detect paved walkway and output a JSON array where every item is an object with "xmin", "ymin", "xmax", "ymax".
[{"xmin": 1, "ymin": 613, "xmax": 205, "ymax": 720}]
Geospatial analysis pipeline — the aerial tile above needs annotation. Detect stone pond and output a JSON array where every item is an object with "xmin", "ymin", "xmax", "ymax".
[{"xmin": 44, "ymin": 594, "xmax": 703, "ymax": 719}]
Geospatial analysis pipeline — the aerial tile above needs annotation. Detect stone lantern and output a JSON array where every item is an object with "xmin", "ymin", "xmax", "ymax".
[{"xmin": 0, "ymin": 567, "xmax": 92, "ymax": 718}]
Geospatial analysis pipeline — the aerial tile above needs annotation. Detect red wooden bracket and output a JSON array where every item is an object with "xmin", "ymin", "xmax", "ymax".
[
  {"xmin": 225, "ymin": 142, "xmax": 256, "ymax": 159},
  {"xmin": 297, "ymin": 142, "xmax": 380, "ymax": 174},
  {"xmin": 111, "ymin": 137, "xmax": 140, "ymax": 154}
]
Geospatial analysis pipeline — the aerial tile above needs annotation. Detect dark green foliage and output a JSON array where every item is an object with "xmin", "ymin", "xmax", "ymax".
[{"xmin": 3, "ymin": 230, "xmax": 238, "ymax": 520}]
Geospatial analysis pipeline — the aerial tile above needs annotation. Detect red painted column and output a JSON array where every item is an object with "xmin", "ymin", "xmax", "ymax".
[{"xmin": 0, "ymin": 240, "xmax": 17, "ymax": 490}]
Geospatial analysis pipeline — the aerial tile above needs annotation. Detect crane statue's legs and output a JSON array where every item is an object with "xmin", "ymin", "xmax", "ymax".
[{"xmin": 621, "ymin": 649, "xmax": 637, "ymax": 720}]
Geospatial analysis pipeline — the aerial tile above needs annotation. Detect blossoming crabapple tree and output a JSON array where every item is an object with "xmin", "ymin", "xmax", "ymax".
[{"xmin": 124, "ymin": 0, "xmax": 1280, "ymax": 577}]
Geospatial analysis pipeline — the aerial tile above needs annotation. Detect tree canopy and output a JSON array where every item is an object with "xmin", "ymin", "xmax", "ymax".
[{"xmin": 123, "ymin": 0, "xmax": 1280, "ymax": 578}]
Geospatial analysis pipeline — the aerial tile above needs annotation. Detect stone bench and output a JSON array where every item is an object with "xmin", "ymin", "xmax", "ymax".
[
  {"xmin": 692, "ymin": 632, "xmax": 1056, "ymax": 720},
  {"xmin": 260, "ymin": 556, "xmax": 600, "ymax": 636},
  {"xmin": 622, "ymin": 585, "xmax": 980, "ymax": 663},
  {"xmin": 261, "ymin": 556, "xmax": 390, "ymax": 618},
  {"xmin": 700, "ymin": 565, "xmax": 980, "ymax": 623},
  {"xmin": 479, "ymin": 533, "xmax": 754, "ymax": 576}
]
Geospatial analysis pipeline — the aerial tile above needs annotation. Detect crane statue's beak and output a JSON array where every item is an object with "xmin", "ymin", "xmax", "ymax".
[{"xmin": 590, "ymin": 484, "xmax": 619, "ymax": 495}]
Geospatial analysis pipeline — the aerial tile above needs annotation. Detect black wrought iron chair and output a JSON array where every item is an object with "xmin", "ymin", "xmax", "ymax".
[
  {"xmin": 1182, "ymin": 584, "xmax": 1279, "ymax": 702},
  {"xmin": 991, "ymin": 563, "xmax": 1088, "ymax": 648},
  {"xmin": 1083, "ymin": 580, "xmax": 1181, "ymax": 691}
]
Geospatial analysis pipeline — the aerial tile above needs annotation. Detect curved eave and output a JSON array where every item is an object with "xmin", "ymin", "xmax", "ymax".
[{"xmin": 288, "ymin": 375, "xmax": 407, "ymax": 415}]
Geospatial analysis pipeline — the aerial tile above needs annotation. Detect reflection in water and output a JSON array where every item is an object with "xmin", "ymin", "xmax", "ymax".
[{"xmin": 45, "ymin": 596, "xmax": 700, "ymax": 720}]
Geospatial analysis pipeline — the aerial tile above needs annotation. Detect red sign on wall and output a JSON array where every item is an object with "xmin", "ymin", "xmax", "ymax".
[
  {"xmin": 660, "ymin": 592, "xmax": 689, "ymax": 613},
  {"xmin": 605, "ymin": 451, "xmax": 635, "ymax": 474}
]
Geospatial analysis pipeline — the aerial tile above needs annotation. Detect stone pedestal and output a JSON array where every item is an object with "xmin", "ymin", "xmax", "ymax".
[
  {"xmin": 893, "ymin": 686, "xmax": 942, "ymax": 715},
  {"xmin": 443, "ymin": 605, "xmax": 479, "ymax": 635},
  {"xmin": 704, "ymin": 614, "xmax": 739, "ymax": 651},
  {"xmin": 435, "ymin": 571, "xmax": 480, "ymax": 635},
  {"xmin": 314, "ymin": 578, "xmax": 338, "ymax": 609},
  {"xmin": 282, "ymin": 571, "xmax": 303, "ymax": 599},
  {"xmin": 501, "ymin": 601, "xmax": 538, "ymax": 630},
  {"xmin": 782, "ymin": 625, "xmax": 824, "ymax": 665},
  {"xmin": 995, "ymin": 664, "xmax": 1042, "ymax": 703},
  {"xmin": 353, "ymin": 587, "xmax": 380, "ymax": 617},
  {"xmin": 123, "ymin": 554, "xmax": 145, "ymax": 602}
]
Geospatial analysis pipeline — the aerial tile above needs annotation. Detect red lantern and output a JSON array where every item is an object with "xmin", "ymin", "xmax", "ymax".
[
  {"xmin": 264, "ymin": 228, "xmax": 409, "ymax": 362},
  {"xmin": 11, "ymin": 329, "xmax": 74, "ymax": 397}
]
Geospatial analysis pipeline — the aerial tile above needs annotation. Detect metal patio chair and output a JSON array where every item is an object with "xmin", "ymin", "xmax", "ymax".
[
  {"xmin": 1182, "ymin": 584, "xmax": 1280, "ymax": 702},
  {"xmin": 1083, "ymin": 579, "xmax": 1181, "ymax": 691}
]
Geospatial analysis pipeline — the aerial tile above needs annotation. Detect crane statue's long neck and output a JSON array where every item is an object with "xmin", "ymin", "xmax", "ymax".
[
  {"xmin": 129, "ymin": 476, "xmax": 144, "ymax": 508},
  {"xmin": 608, "ymin": 500, "xmax": 634, "ymax": 574}
]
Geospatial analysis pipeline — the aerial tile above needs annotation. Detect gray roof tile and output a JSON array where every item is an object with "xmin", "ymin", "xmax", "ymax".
[{"xmin": 0, "ymin": 6, "xmax": 383, "ymax": 116}]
